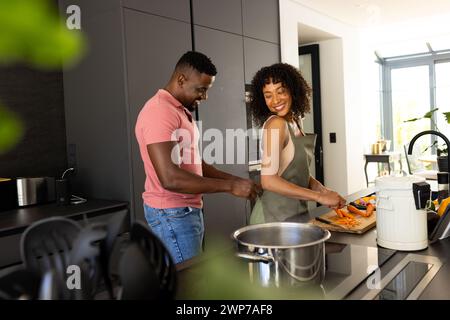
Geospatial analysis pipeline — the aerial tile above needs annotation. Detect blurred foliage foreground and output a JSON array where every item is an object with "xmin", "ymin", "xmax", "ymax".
[
  {"xmin": 177, "ymin": 240, "xmax": 326, "ymax": 300},
  {"xmin": 0, "ymin": 0, "xmax": 85, "ymax": 154}
]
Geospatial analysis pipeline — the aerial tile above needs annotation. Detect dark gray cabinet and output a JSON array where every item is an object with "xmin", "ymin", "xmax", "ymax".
[
  {"xmin": 59, "ymin": 0, "xmax": 132, "ymax": 204},
  {"xmin": 122, "ymin": 0, "xmax": 191, "ymax": 22},
  {"xmin": 243, "ymin": 37, "xmax": 280, "ymax": 84},
  {"xmin": 189, "ymin": 2, "xmax": 280, "ymax": 246},
  {"xmin": 192, "ymin": 0, "xmax": 242, "ymax": 35},
  {"xmin": 123, "ymin": 9, "xmax": 192, "ymax": 221},
  {"xmin": 59, "ymin": 1, "xmax": 280, "ymax": 238},
  {"xmin": 59, "ymin": 1, "xmax": 192, "ymax": 222},
  {"xmin": 242, "ymin": 0, "xmax": 280, "ymax": 44},
  {"xmin": 194, "ymin": 26, "xmax": 250, "ymax": 246}
]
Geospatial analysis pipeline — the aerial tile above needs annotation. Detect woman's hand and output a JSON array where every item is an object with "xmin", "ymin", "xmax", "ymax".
[{"xmin": 317, "ymin": 189, "xmax": 346, "ymax": 209}]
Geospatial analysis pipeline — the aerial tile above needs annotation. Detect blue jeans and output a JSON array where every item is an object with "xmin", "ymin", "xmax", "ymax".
[{"xmin": 143, "ymin": 204, "xmax": 204, "ymax": 264}]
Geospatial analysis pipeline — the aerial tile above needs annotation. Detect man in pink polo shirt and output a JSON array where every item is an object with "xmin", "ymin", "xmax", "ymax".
[{"xmin": 135, "ymin": 51, "xmax": 260, "ymax": 264}]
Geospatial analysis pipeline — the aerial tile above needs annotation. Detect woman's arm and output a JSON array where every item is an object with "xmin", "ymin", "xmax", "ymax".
[
  {"xmin": 309, "ymin": 176, "xmax": 326, "ymax": 192},
  {"xmin": 260, "ymin": 117, "xmax": 344, "ymax": 208},
  {"xmin": 260, "ymin": 117, "xmax": 320, "ymax": 201}
]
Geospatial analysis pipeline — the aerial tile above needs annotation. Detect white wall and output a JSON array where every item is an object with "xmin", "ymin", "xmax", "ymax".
[
  {"xmin": 279, "ymin": 0, "xmax": 365, "ymax": 195},
  {"xmin": 318, "ymin": 39, "xmax": 347, "ymax": 194},
  {"xmin": 361, "ymin": 12, "xmax": 450, "ymax": 47},
  {"xmin": 358, "ymin": 12, "xmax": 450, "ymax": 173}
]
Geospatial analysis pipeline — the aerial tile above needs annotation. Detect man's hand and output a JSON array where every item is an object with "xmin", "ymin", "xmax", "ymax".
[{"xmin": 229, "ymin": 178, "xmax": 260, "ymax": 201}]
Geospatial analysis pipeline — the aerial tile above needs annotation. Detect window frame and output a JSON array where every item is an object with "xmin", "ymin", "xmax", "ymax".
[{"xmin": 380, "ymin": 50, "xmax": 450, "ymax": 151}]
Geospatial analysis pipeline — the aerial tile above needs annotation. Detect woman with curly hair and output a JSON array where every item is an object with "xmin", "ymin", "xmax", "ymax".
[{"xmin": 249, "ymin": 63, "xmax": 346, "ymax": 224}]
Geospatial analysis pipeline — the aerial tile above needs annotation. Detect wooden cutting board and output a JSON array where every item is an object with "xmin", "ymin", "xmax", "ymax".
[{"xmin": 310, "ymin": 210, "xmax": 376, "ymax": 234}]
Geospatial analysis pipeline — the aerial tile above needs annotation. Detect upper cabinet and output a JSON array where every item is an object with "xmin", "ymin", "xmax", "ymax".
[
  {"xmin": 123, "ymin": 9, "xmax": 192, "ymax": 222},
  {"xmin": 192, "ymin": 0, "xmax": 242, "ymax": 34},
  {"xmin": 244, "ymin": 37, "xmax": 280, "ymax": 83},
  {"xmin": 122, "ymin": 0, "xmax": 191, "ymax": 22},
  {"xmin": 242, "ymin": 0, "xmax": 280, "ymax": 44}
]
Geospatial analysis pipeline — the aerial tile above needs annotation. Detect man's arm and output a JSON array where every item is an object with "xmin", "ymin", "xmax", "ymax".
[
  {"xmin": 147, "ymin": 141, "xmax": 256, "ymax": 199},
  {"xmin": 202, "ymin": 161, "xmax": 236, "ymax": 180}
]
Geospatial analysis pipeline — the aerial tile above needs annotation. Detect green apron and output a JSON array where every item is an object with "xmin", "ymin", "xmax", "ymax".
[{"xmin": 250, "ymin": 122, "xmax": 316, "ymax": 224}]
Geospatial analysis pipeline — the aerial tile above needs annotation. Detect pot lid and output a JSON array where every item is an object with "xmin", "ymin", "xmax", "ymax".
[{"xmin": 375, "ymin": 175, "xmax": 426, "ymax": 190}]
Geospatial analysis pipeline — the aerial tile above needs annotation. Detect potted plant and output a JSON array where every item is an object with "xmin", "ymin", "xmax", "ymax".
[{"xmin": 404, "ymin": 108, "xmax": 450, "ymax": 172}]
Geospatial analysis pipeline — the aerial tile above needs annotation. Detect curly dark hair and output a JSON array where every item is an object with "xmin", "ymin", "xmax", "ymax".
[
  {"xmin": 175, "ymin": 51, "xmax": 217, "ymax": 76},
  {"xmin": 249, "ymin": 63, "xmax": 311, "ymax": 127}
]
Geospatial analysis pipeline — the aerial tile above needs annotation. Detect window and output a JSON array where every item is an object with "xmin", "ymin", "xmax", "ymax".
[{"xmin": 380, "ymin": 48, "xmax": 450, "ymax": 160}]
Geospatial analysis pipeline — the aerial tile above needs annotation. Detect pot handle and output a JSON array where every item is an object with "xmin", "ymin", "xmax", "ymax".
[{"xmin": 235, "ymin": 252, "xmax": 274, "ymax": 263}]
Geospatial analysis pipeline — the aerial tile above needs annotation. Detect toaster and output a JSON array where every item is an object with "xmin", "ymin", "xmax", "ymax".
[{"xmin": 16, "ymin": 177, "xmax": 56, "ymax": 207}]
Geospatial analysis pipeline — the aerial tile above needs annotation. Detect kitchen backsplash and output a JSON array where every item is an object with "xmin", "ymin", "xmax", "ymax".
[{"xmin": 0, "ymin": 64, "xmax": 67, "ymax": 178}]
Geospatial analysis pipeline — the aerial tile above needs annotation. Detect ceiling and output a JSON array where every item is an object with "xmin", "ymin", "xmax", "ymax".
[
  {"xmin": 293, "ymin": 0, "xmax": 450, "ymax": 27},
  {"xmin": 298, "ymin": 23, "xmax": 337, "ymax": 45}
]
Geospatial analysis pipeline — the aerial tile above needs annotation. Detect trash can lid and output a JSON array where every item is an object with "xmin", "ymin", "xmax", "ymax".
[{"xmin": 375, "ymin": 175, "xmax": 426, "ymax": 190}]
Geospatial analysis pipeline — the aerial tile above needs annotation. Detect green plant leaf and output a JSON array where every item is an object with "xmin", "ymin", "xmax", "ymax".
[
  {"xmin": 0, "ymin": 0, "xmax": 86, "ymax": 68},
  {"xmin": 179, "ymin": 239, "xmax": 325, "ymax": 300},
  {"xmin": 404, "ymin": 117, "xmax": 422, "ymax": 123},
  {"xmin": 423, "ymin": 140, "xmax": 439, "ymax": 153},
  {"xmin": 0, "ymin": 105, "xmax": 23, "ymax": 154},
  {"xmin": 423, "ymin": 107, "xmax": 439, "ymax": 119},
  {"xmin": 0, "ymin": 0, "xmax": 86, "ymax": 153},
  {"xmin": 443, "ymin": 112, "xmax": 450, "ymax": 124}
]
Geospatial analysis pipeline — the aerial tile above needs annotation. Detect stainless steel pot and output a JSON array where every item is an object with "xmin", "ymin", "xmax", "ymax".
[{"xmin": 232, "ymin": 222, "xmax": 330, "ymax": 288}]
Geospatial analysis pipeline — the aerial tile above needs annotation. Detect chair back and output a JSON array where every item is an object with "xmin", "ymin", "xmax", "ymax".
[
  {"xmin": 99, "ymin": 210, "xmax": 127, "ymax": 299},
  {"xmin": 20, "ymin": 217, "xmax": 82, "ymax": 278},
  {"xmin": 0, "ymin": 267, "xmax": 40, "ymax": 300},
  {"xmin": 118, "ymin": 222, "xmax": 177, "ymax": 300},
  {"xmin": 69, "ymin": 223, "xmax": 108, "ymax": 299}
]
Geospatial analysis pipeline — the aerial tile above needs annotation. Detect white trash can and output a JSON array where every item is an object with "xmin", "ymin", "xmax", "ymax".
[{"xmin": 375, "ymin": 175, "xmax": 428, "ymax": 251}]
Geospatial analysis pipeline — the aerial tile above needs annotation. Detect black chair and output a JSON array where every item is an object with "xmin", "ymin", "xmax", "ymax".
[
  {"xmin": 0, "ymin": 266, "xmax": 41, "ymax": 300},
  {"xmin": 68, "ymin": 223, "xmax": 108, "ymax": 299},
  {"xmin": 118, "ymin": 243, "xmax": 161, "ymax": 300},
  {"xmin": 68, "ymin": 210, "xmax": 127, "ymax": 300},
  {"xmin": 20, "ymin": 217, "xmax": 82, "ymax": 279},
  {"xmin": 98, "ymin": 210, "xmax": 127, "ymax": 299},
  {"xmin": 38, "ymin": 269, "xmax": 63, "ymax": 300},
  {"xmin": 117, "ymin": 221, "xmax": 177, "ymax": 300}
]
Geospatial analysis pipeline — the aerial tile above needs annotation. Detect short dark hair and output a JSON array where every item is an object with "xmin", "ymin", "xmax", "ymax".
[
  {"xmin": 249, "ymin": 63, "xmax": 311, "ymax": 127},
  {"xmin": 175, "ymin": 51, "xmax": 217, "ymax": 76}
]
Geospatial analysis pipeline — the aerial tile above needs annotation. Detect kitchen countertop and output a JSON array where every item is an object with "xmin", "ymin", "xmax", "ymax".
[
  {"xmin": 0, "ymin": 199, "xmax": 129, "ymax": 237},
  {"xmin": 293, "ymin": 186, "xmax": 450, "ymax": 300},
  {"xmin": 177, "ymin": 186, "xmax": 450, "ymax": 300}
]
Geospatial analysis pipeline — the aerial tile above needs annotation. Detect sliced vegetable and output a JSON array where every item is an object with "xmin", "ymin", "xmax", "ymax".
[
  {"xmin": 365, "ymin": 203, "xmax": 374, "ymax": 217},
  {"xmin": 341, "ymin": 210, "xmax": 355, "ymax": 219},
  {"xmin": 335, "ymin": 217, "xmax": 360, "ymax": 228},
  {"xmin": 348, "ymin": 204, "xmax": 371, "ymax": 218},
  {"xmin": 334, "ymin": 209, "xmax": 344, "ymax": 218}
]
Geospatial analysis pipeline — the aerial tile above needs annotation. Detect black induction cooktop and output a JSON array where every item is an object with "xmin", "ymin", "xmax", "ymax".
[{"xmin": 321, "ymin": 242, "xmax": 396, "ymax": 299}]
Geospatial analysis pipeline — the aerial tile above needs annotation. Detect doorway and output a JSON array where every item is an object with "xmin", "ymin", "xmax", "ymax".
[{"xmin": 298, "ymin": 44, "xmax": 324, "ymax": 184}]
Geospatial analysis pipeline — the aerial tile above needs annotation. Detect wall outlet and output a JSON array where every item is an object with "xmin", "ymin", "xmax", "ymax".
[{"xmin": 330, "ymin": 132, "xmax": 336, "ymax": 143}]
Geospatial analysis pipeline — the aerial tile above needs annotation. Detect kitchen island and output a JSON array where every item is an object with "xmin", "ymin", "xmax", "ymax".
[{"xmin": 176, "ymin": 187, "xmax": 450, "ymax": 300}]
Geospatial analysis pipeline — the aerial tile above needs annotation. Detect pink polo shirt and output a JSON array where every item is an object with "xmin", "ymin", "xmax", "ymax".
[{"xmin": 135, "ymin": 89, "xmax": 203, "ymax": 209}]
